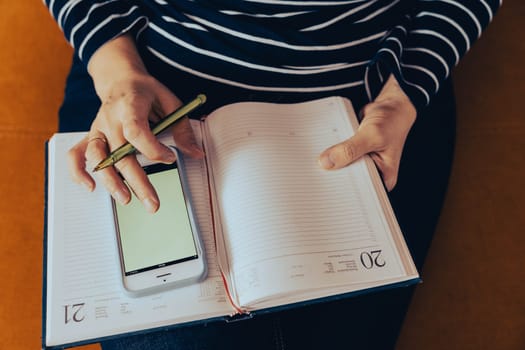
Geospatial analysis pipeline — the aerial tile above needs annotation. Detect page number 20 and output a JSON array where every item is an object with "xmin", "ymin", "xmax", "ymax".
[{"xmin": 360, "ymin": 250, "xmax": 386, "ymax": 269}]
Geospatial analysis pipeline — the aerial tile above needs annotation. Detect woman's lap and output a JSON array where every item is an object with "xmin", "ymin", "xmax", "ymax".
[{"xmin": 59, "ymin": 55, "xmax": 456, "ymax": 350}]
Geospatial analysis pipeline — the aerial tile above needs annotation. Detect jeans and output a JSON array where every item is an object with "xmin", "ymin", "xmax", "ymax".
[{"xmin": 59, "ymin": 55, "xmax": 456, "ymax": 350}]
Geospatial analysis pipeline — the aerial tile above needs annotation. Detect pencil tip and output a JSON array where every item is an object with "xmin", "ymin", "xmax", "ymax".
[{"xmin": 93, "ymin": 163, "xmax": 105, "ymax": 172}]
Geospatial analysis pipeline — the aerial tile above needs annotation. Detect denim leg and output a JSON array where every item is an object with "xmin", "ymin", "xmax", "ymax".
[
  {"xmin": 58, "ymin": 55, "xmax": 100, "ymax": 133},
  {"xmin": 389, "ymin": 78, "xmax": 456, "ymax": 271},
  {"xmin": 102, "ymin": 315, "xmax": 286, "ymax": 350}
]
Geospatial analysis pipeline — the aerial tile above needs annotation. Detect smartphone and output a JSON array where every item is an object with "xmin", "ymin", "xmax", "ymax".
[{"xmin": 112, "ymin": 152, "xmax": 207, "ymax": 296}]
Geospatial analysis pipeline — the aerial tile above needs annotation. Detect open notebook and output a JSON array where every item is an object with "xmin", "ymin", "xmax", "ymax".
[{"xmin": 43, "ymin": 96, "xmax": 419, "ymax": 348}]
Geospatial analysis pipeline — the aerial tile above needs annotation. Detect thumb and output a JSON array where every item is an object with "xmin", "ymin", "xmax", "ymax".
[{"xmin": 318, "ymin": 131, "xmax": 373, "ymax": 170}]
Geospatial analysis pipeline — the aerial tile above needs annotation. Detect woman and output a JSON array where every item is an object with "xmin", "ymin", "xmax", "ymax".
[{"xmin": 45, "ymin": 1, "xmax": 500, "ymax": 348}]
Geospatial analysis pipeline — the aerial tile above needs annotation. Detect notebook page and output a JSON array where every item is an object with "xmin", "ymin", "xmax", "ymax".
[
  {"xmin": 45, "ymin": 127, "xmax": 232, "ymax": 347},
  {"xmin": 204, "ymin": 97, "xmax": 409, "ymax": 307}
]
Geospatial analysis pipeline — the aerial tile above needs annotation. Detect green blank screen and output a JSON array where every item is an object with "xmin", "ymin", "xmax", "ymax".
[{"xmin": 115, "ymin": 166, "xmax": 197, "ymax": 274}]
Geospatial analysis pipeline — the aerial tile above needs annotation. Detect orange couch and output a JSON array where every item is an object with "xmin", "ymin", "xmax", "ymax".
[{"xmin": 0, "ymin": 2, "xmax": 523, "ymax": 349}]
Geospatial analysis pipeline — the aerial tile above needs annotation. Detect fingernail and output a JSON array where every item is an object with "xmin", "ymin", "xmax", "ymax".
[
  {"xmin": 318, "ymin": 154, "xmax": 335, "ymax": 169},
  {"xmin": 143, "ymin": 198, "xmax": 159, "ymax": 214},
  {"xmin": 164, "ymin": 149, "xmax": 177, "ymax": 164},
  {"xmin": 113, "ymin": 189, "xmax": 129, "ymax": 205},
  {"xmin": 385, "ymin": 180, "xmax": 395, "ymax": 192},
  {"xmin": 82, "ymin": 181, "xmax": 94, "ymax": 192},
  {"xmin": 192, "ymin": 144, "xmax": 205, "ymax": 158}
]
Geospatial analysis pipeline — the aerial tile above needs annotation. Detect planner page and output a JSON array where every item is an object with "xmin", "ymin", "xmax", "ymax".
[
  {"xmin": 203, "ymin": 97, "xmax": 417, "ymax": 308},
  {"xmin": 45, "ymin": 124, "xmax": 233, "ymax": 347}
]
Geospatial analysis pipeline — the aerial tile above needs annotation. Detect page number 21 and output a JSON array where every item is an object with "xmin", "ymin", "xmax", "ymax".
[{"xmin": 360, "ymin": 250, "xmax": 386, "ymax": 269}]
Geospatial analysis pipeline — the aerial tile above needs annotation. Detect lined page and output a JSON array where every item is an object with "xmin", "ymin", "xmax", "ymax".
[
  {"xmin": 45, "ymin": 126, "xmax": 232, "ymax": 347},
  {"xmin": 204, "ymin": 97, "xmax": 409, "ymax": 307}
]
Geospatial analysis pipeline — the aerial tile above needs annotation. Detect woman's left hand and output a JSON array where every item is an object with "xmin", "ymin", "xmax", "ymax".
[{"xmin": 318, "ymin": 74, "xmax": 417, "ymax": 191}]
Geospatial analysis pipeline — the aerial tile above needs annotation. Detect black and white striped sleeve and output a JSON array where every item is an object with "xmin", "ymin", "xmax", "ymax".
[
  {"xmin": 43, "ymin": 0, "xmax": 148, "ymax": 63},
  {"xmin": 367, "ymin": 0, "xmax": 502, "ymax": 110}
]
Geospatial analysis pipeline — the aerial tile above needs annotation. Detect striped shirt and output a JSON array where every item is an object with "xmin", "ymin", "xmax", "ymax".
[{"xmin": 44, "ymin": 0, "xmax": 501, "ymax": 110}]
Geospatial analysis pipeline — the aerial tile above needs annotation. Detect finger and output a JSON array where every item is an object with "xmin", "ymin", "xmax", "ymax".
[
  {"xmin": 318, "ymin": 131, "xmax": 374, "ymax": 170},
  {"xmin": 155, "ymin": 89, "xmax": 204, "ymax": 158},
  {"xmin": 171, "ymin": 117, "xmax": 205, "ymax": 159},
  {"xmin": 370, "ymin": 153, "xmax": 399, "ymax": 192},
  {"xmin": 118, "ymin": 103, "xmax": 177, "ymax": 164},
  {"xmin": 149, "ymin": 101, "xmax": 165, "ymax": 124},
  {"xmin": 67, "ymin": 136, "xmax": 95, "ymax": 191},
  {"xmin": 85, "ymin": 131, "xmax": 131, "ymax": 205},
  {"xmin": 114, "ymin": 157, "xmax": 160, "ymax": 213}
]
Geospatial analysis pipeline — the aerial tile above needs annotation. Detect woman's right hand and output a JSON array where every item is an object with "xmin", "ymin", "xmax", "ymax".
[{"xmin": 67, "ymin": 34, "xmax": 204, "ymax": 213}]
